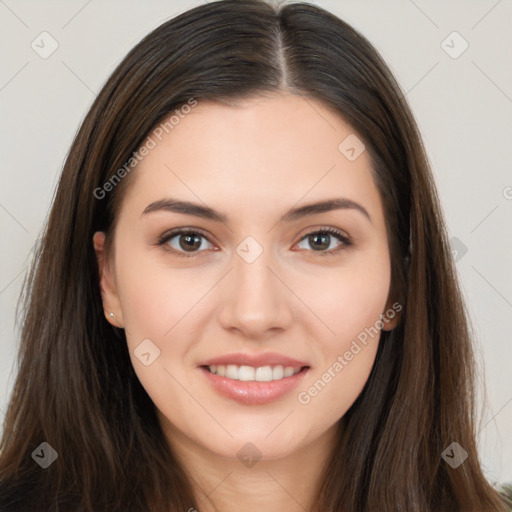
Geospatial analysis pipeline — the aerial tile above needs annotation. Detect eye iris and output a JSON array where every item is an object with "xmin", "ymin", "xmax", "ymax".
[
  {"xmin": 309, "ymin": 233, "xmax": 330, "ymax": 251},
  {"xmin": 179, "ymin": 233, "xmax": 202, "ymax": 251}
]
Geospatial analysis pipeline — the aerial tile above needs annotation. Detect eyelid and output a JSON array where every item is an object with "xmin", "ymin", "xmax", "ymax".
[
  {"xmin": 295, "ymin": 226, "xmax": 352, "ymax": 256},
  {"xmin": 158, "ymin": 226, "xmax": 212, "ymax": 241},
  {"xmin": 156, "ymin": 226, "xmax": 217, "ymax": 256},
  {"xmin": 296, "ymin": 225, "xmax": 350, "ymax": 243}
]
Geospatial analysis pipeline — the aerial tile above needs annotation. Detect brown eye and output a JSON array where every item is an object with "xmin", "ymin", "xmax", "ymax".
[
  {"xmin": 307, "ymin": 233, "xmax": 332, "ymax": 251},
  {"xmin": 177, "ymin": 233, "xmax": 203, "ymax": 252},
  {"xmin": 296, "ymin": 228, "xmax": 351, "ymax": 256},
  {"xmin": 158, "ymin": 229, "xmax": 215, "ymax": 256}
]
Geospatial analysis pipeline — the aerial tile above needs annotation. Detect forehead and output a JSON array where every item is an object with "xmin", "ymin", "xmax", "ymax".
[{"xmin": 119, "ymin": 93, "xmax": 382, "ymax": 223}]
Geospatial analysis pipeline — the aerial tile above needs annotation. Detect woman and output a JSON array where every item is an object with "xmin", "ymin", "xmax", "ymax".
[{"xmin": 0, "ymin": 0, "xmax": 509, "ymax": 510}]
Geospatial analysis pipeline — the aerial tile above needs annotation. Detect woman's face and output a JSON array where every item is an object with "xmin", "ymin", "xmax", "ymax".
[{"xmin": 94, "ymin": 92, "xmax": 398, "ymax": 462}]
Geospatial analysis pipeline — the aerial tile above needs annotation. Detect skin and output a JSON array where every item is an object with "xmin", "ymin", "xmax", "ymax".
[{"xmin": 94, "ymin": 92, "xmax": 399, "ymax": 512}]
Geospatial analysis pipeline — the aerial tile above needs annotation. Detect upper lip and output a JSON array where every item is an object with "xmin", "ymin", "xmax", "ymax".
[{"xmin": 199, "ymin": 352, "xmax": 310, "ymax": 368}]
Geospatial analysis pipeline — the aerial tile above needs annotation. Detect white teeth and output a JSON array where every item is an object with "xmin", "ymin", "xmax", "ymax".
[
  {"xmin": 283, "ymin": 366, "xmax": 295, "ymax": 377},
  {"xmin": 207, "ymin": 364, "xmax": 303, "ymax": 381},
  {"xmin": 238, "ymin": 365, "xmax": 255, "ymax": 381},
  {"xmin": 272, "ymin": 365, "xmax": 284, "ymax": 380},
  {"xmin": 255, "ymin": 366, "xmax": 273, "ymax": 381},
  {"xmin": 225, "ymin": 365, "xmax": 238, "ymax": 379}
]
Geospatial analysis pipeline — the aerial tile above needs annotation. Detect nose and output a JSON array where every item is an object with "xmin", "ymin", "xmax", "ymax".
[{"xmin": 217, "ymin": 244, "xmax": 294, "ymax": 340}]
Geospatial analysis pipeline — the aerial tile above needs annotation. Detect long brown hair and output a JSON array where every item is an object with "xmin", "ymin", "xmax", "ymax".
[{"xmin": 0, "ymin": 1, "xmax": 509, "ymax": 510}]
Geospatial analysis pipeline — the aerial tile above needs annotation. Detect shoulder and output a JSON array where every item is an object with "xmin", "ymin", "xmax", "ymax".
[
  {"xmin": 497, "ymin": 482, "xmax": 512, "ymax": 509},
  {"xmin": 498, "ymin": 482, "xmax": 512, "ymax": 502}
]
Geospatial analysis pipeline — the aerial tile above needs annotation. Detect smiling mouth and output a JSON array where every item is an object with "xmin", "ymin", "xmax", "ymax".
[{"xmin": 202, "ymin": 364, "xmax": 309, "ymax": 382}]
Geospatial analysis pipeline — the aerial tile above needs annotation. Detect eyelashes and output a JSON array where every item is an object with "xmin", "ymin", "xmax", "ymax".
[
  {"xmin": 157, "ymin": 228, "xmax": 214, "ymax": 257},
  {"xmin": 156, "ymin": 226, "xmax": 352, "ymax": 258},
  {"xmin": 295, "ymin": 227, "xmax": 352, "ymax": 257}
]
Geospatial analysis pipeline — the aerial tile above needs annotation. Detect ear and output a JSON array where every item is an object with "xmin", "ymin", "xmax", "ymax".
[
  {"xmin": 93, "ymin": 231, "xmax": 124, "ymax": 328},
  {"xmin": 380, "ymin": 298, "xmax": 403, "ymax": 332}
]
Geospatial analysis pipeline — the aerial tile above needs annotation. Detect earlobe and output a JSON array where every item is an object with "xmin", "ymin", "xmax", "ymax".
[
  {"xmin": 381, "ymin": 299, "xmax": 403, "ymax": 332},
  {"xmin": 93, "ymin": 231, "xmax": 124, "ymax": 327}
]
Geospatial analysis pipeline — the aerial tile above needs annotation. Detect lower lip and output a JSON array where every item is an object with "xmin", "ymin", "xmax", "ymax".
[{"xmin": 199, "ymin": 366, "xmax": 310, "ymax": 405}]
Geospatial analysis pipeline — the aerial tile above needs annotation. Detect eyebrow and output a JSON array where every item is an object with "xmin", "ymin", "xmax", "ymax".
[{"xmin": 141, "ymin": 197, "xmax": 372, "ymax": 224}]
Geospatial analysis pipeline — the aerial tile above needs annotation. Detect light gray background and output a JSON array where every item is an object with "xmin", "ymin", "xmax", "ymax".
[{"xmin": 1, "ymin": 0, "xmax": 511, "ymax": 485}]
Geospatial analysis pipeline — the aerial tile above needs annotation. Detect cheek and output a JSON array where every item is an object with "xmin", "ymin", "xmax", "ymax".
[
  {"xmin": 112, "ymin": 246, "xmax": 205, "ymax": 421},
  {"xmin": 296, "ymin": 252, "xmax": 390, "ymax": 417},
  {"xmin": 114, "ymin": 245, "xmax": 211, "ymax": 344},
  {"xmin": 297, "ymin": 302, "xmax": 384, "ymax": 428},
  {"xmin": 298, "ymin": 342, "xmax": 379, "ymax": 429},
  {"xmin": 304, "ymin": 249, "xmax": 391, "ymax": 346}
]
